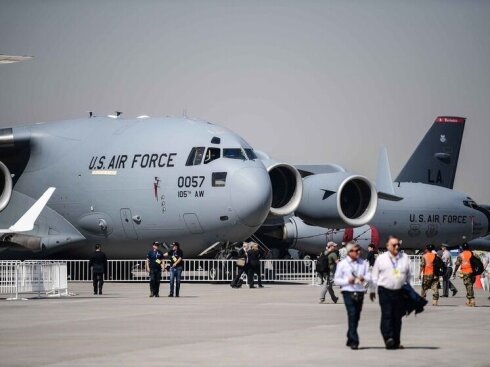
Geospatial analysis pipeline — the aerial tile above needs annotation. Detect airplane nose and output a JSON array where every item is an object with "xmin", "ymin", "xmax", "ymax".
[{"xmin": 229, "ymin": 166, "xmax": 272, "ymax": 227}]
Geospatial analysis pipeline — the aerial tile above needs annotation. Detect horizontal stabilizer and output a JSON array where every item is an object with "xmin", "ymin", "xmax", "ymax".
[{"xmin": 0, "ymin": 187, "xmax": 56, "ymax": 234}]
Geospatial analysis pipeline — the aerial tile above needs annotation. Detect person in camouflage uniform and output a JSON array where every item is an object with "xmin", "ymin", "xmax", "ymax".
[
  {"xmin": 452, "ymin": 243, "xmax": 476, "ymax": 307},
  {"xmin": 420, "ymin": 244, "xmax": 440, "ymax": 306},
  {"xmin": 319, "ymin": 242, "xmax": 340, "ymax": 304}
]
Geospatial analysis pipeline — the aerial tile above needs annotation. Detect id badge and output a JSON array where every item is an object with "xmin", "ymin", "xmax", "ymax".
[
  {"xmin": 156, "ymin": 259, "xmax": 161, "ymax": 264},
  {"xmin": 393, "ymin": 269, "xmax": 400, "ymax": 278}
]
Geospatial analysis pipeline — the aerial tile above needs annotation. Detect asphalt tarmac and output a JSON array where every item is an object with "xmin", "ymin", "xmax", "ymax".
[{"xmin": 1, "ymin": 278, "xmax": 489, "ymax": 367}]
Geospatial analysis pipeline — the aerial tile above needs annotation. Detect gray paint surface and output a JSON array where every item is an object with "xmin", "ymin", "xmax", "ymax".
[{"xmin": 1, "ymin": 1, "xmax": 489, "ymax": 204}]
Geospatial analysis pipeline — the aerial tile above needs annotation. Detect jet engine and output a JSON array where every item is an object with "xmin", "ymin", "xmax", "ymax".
[
  {"xmin": 282, "ymin": 217, "xmax": 380, "ymax": 255},
  {"xmin": 260, "ymin": 159, "xmax": 303, "ymax": 217},
  {"xmin": 296, "ymin": 172, "xmax": 377, "ymax": 228},
  {"xmin": 0, "ymin": 161, "xmax": 13, "ymax": 212}
]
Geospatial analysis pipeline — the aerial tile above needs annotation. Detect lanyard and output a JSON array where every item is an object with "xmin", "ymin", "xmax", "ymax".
[
  {"xmin": 389, "ymin": 254, "xmax": 399, "ymax": 270},
  {"xmin": 348, "ymin": 259, "xmax": 361, "ymax": 277}
]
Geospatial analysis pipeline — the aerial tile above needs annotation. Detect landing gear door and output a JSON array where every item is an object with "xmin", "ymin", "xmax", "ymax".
[{"xmin": 120, "ymin": 208, "xmax": 138, "ymax": 239}]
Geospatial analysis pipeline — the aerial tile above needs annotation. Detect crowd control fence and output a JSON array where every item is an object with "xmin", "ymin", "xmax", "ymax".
[
  {"xmin": 0, "ymin": 261, "xmax": 68, "ymax": 300},
  {"xmin": 1, "ymin": 256, "xmax": 422, "ymax": 286}
]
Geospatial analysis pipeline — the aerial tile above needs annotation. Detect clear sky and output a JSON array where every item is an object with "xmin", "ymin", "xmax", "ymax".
[{"xmin": 1, "ymin": 0, "xmax": 489, "ymax": 203}]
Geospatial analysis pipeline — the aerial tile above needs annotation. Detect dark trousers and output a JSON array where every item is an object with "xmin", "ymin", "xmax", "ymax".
[
  {"xmin": 378, "ymin": 286, "xmax": 405, "ymax": 346},
  {"xmin": 342, "ymin": 291, "xmax": 364, "ymax": 346},
  {"xmin": 247, "ymin": 265, "xmax": 262, "ymax": 287},
  {"xmin": 442, "ymin": 266, "xmax": 457, "ymax": 296},
  {"xmin": 149, "ymin": 270, "xmax": 161, "ymax": 296},
  {"xmin": 93, "ymin": 272, "xmax": 104, "ymax": 294},
  {"xmin": 169, "ymin": 267, "xmax": 182, "ymax": 296},
  {"xmin": 231, "ymin": 266, "xmax": 247, "ymax": 287}
]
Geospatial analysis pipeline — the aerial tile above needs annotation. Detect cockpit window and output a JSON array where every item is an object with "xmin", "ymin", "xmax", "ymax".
[
  {"xmin": 223, "ymin": 148, "xmax": 246, "ymax": 160},
  {"xmin": 204, "ymin": 147, "xmax": 220, "ymax": 164},
  {"xmin": 463, "ymin": 200, "xmax": 478, "ymax": 209},
  {"xmin": 244, "ymin": 148, "xmax": 257, "ymax": 160},
  {"xmin": 186, "ymin": 147, "xmax": 205, "ymax": 166}
]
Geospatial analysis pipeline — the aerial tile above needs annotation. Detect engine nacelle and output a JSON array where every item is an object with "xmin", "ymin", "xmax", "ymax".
[
  {"xmin": 284, "ymin": 216, "xmax": 380, "ymax": 255},
  {"xmin": 260, "ymin": 159, "xmax": 303, "ymax": 217},
  {"xmin": 0, "ymin": 161, "xmax": 13, "ymax": 212},
  {"xmin": 296, "ymin": 172, "xmax": 377, "ymax": 228}
]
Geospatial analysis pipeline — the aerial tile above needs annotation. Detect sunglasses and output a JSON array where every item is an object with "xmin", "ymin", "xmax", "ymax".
[{"xmin": 392, "ymin": 243, "xmax": 401, "ymax": 247}]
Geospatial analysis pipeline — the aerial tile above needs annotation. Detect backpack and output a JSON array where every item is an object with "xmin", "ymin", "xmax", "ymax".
[
  {"xmin": 433, "ymin": 255, "xmax": 446, "ymax": 277},
  {"xmin": 470, "ymin": 254, "xmax": 484, "ymax": 276},
  {"xmin": 316, "ymin": 252, "xmax": 329, "ymax": 273}
]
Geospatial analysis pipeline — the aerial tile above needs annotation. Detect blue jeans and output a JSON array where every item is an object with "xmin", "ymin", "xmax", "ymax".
[
  {"xmin": 169, "ymin": 267, "xmax": 183, "ymax": 296},
  {"xmin": 342, "ymin": 291, "xmax": 364, "ymax": 346}
]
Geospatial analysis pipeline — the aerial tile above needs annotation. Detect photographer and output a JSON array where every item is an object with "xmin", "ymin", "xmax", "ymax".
[{"xmin": 334, "ymin": 241, "xmax": 370, "ymax": 350}]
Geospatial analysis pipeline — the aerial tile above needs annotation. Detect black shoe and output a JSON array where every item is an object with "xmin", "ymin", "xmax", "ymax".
[
  {"xmin": 176, "ymin": 295, "xmax": 179, "ymax": 297},
  {"xmin": 452, "ymin": 289, "xmax": 458, "ymax": 297},
  {"xmin": 94, "ymin": 291, "xmax": 97, "ymax": 295},
  {"xmin": 149, "ymin": 294, "xmax": 154, "ymax": 297},
  {"xmin": 258, "ymin": 285, "xmax": 264, "ymax": 288},
  {"xmin": 397, "ymin": 344, "xmax": 404, "ymax": 349},
  {"xmin": 168, "ymin": 294, "xmax": 173, "ymax": 297},
  {"xmin": 385, "ymin": 338, "xmax": 396, "ymax": 349},
  {"xmin": 346, "ymin": 341, "xmax": 358, "ymax": 350},
  {"xmin": 155, "ymin": 294, "xmax": 159, "ymax": 297},
  {"xmin": 99, "ymin": 291, "xmax": 103, "ymax": 295},
  {"xmin": 333, "ymin": 296, "xmax": 339, "ymax": 304},
  {"xmin": 440, "ymin": 295, "xmax": 448, "ymax": 298},
  {"xmin": 230, "ymin": 284, "xmax": 236, "ymax": 288},
  {"xmin": 249, "ymin": 286, "xmax": 255, "ymax": 288}
]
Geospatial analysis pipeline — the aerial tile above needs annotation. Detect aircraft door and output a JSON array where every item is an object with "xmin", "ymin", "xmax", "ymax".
[
  {"xmin": 183, "ymin": 213, "xmax": 204, "ymax": 234},
  {"xmin": 120, "ymin": 208, "xmax": 138, "ymax": 239}
]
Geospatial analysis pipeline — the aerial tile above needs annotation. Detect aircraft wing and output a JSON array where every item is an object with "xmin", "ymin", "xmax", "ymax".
[
  {"xmin": 376, "ymin": 148, "xmax": 403, "ymax": 201},
  {"xmin": 295, "ymin": 164, "xmax": 346, "ymax": 176},
  {"xmin": 0, "ymin": 187, "xmax": 55, "ymax": 233}
]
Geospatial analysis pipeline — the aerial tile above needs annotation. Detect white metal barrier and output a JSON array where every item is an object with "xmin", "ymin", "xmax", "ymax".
[
  {"xmin": 16, "ymin": 256, "xmax": 421, "ymax": 285},
  {"xmin": 0, "ymin": 261, "xmax": 68, "ymax": 300}
]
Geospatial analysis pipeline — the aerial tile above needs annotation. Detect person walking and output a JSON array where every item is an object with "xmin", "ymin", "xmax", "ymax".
[
  {"xmin": 145, "ymin": 241, "xmax": 165, "ymax": 297},
  {"xmin": 440, "ymin": 244, "xmax": 457, "ymax": 297},
  {"xmin": 334, "ymin": 241, "xmax": 370, "ymax": 350},
  {"xmin": 316, "ymin": 244, "xmax": 329, "ymax": 285},
  {"xmin": 164, "ymin": 242, "xmax": 184, "ymax": 297},
  {"xmin": 452, "ymin": 243, "xmax": 476, "ymax": 306},
  {"xmin": 319, "ymin": 242, "xmax": 339, "ymax": 304},
  {"xmin": 89, "ymin": 244, "xmax": 107, "ymax": 295},
  {"xmin": 231, "ymin": 242, "xmax": 249, "ymax": 288},
  {"xmin": 420, "ymin": 244, "xmax": 440, "ymax": 306},
  {"xmin": 366, "ymin": 243, "xmax": 377, "ymax": 268},
  {"xmin": 370, "ymin": 235, "xmax": 411, "ymax": 349},
  {"xmin": 247, "ymin": 242, "xmax": 263, "ymax": 288}
]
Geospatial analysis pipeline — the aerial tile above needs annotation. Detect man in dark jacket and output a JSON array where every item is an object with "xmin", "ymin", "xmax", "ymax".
[
  {"xmin": 89, "ymin": 244, "xmax": 108, "ymax": 295},
  {"xmin": 231, "ymin": 242, "xmax": 249, "ymax": 288},
  {"xmin": 247, "ymin": 243, "xmax": 263, "ymax": 288}
]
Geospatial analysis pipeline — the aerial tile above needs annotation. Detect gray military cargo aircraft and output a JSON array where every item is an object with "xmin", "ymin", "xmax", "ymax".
[
  {"xmin": 0, "ymin": 115, "xmax": 378, "ymax": 259},
  {"xmin": 272, "ymin": 116, "xmax": 490, "ymax": 254}
]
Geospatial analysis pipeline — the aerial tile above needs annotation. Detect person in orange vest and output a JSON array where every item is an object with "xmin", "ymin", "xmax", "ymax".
[
  {"xmin": 420, "ymin": 244, "xmax": 440, "ymax": 306},
  {"xmin": 452, "ymin": 243, "xmax": 476, "ymax": 307}
]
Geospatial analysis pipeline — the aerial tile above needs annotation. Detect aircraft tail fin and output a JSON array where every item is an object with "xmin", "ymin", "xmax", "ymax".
[
  {"xmin": 0, "ymin": 187, "xmax": 55, "ymax": 234},
  {"xmin": 395, "ymin": 116, "xmax": 465, "ymax": 189},
  {"xmin": 376, "ymin": 148, "xmax": 403, "ymax": 201}
]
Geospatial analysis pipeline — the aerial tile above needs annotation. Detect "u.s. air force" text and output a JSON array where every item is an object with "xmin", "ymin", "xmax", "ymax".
[{"xmin": 89, "ymin": 153, "xmax": 177, "ymax": 170}]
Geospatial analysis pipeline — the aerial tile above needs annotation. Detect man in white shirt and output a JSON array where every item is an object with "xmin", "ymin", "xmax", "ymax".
[
  {"xmin": 334, "ymin": 241, "xmax": 370, "ymax": 350},
  {"xmin": 440, "ymin": 244, "xmax": 458, "ymax": 297},
  {"xmin": 370, "ymin": 235, "xmax": 411, "ymax": 350}
]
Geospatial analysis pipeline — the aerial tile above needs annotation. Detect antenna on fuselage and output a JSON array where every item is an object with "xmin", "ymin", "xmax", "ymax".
[{"xmin": 108, "ymin": 111, "xmax": 123, "ymax": 119}]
